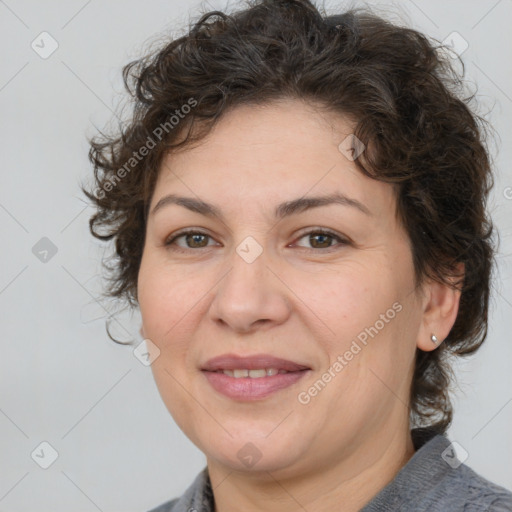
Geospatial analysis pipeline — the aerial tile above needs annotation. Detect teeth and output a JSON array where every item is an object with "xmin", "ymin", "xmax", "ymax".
[
  {"xmin": 248, "ymin": 369, "xmax": 266, "ymax": 378},
  {"xmin": 222, "ymin": 368, "xmax": 283, "ymax": 378}
]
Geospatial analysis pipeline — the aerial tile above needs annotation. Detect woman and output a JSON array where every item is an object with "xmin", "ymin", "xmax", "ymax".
[{"xmin": 82, "ymin": 0, "xmax": 512, "ymax": 510}]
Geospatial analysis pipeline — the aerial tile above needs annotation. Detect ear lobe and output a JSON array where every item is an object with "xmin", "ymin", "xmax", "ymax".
[{"xmin": 417, "ymin": 263, "xmax": 464, "ymax": 352}]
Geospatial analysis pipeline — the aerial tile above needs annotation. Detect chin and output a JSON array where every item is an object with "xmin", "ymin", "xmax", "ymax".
[{"xmin": 200, "ymin": 431, "xmax": 309, "ymax": 474}]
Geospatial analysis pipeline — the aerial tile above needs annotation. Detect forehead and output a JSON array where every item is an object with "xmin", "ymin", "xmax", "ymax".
[{"xmin": 151, "ymin": 99, "xmax": 396, "ymax": 220}]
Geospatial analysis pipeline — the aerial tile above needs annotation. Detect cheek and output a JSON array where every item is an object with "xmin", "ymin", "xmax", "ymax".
[
  {"xmin": 137, "ymin": 257, "xmax": 214, "ymax": 405},
  {"xmin": 138, "ymin": 257, "xmax": 204, "ymax": 338},
  {"xmin": 138, "ymin": 259, "xmax": 204, "ymax": 433},
  {"xmin": 294, "ymin": 259, "xmax": 396, "ymax": 342},
  {"xmin": 301, "ymin": 257, "xmax": 415, "ymax": 399}
]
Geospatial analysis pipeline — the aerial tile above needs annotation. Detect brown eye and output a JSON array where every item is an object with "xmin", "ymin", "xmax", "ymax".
[
  {"xmin": 294, "ymin": 229, "xmax": 348, "ymax": 251},
  {"xmin": 308, "ymin": 232, "xmax": 334, "ymax": 249},
  {"xmin": 183, "ymin": 233, "xmax": 209, "ymax": 248},
  {"xmin": 165, "ymin": 230, "xmax": 215, "ymax": 251}
]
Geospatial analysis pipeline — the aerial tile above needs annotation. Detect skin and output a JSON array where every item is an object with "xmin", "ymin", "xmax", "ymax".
[{"xmin": 137, "ymin": 98, "xmax": 462, "ymax": 512}]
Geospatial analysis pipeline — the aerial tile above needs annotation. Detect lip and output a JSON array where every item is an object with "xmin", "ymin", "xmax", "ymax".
[
  {"xmin": 201, "ymin": 353, "xmax": 311, "ymax": 401},
  {"xmin": 201, "ymin": 353, "xmax": 310, "ymax": 372}
]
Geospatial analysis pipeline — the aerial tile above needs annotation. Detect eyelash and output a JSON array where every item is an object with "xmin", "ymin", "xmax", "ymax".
[{"xmin": 164, "ymin": 228, "xmax": 349, "ymax": 253}]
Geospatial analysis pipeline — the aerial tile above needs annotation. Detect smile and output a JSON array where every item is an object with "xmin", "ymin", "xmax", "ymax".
[
  {"xmin": 217, "ymin": 368, "xmax": 287, "ymax": 377},
  {"xmin": 200, "ymin": 353, "xmax": 311, "ymax": 400}
]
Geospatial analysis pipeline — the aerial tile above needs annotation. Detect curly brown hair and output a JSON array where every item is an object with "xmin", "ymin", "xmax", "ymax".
[{"xmin": 81, "ymin": 0, "xmax": 496, "ymax": 434}]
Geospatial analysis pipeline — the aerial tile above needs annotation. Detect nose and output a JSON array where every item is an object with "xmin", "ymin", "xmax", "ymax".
[{"xmin": 207, "ymin": 243, "xmax": 292, "ymax": 334}]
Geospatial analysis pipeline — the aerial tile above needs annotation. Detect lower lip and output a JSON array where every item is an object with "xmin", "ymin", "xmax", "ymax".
[{"xmin": 202, "ymin": 370, "xmax": 309, "ymax": 401}]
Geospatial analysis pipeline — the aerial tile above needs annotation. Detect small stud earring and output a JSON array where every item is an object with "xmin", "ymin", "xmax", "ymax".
[{"xmin": 431, "ymin": 334, "xmax": 439, "ymax": 344}]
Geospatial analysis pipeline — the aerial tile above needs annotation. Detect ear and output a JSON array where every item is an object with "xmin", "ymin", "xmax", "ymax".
[
  {"xmin": 139, "ymin": 324, "xmax": 145, "ymax": 339},
  {"xmin": 417, "ymin": 262, "xmax": 464, "ymax": 351}
]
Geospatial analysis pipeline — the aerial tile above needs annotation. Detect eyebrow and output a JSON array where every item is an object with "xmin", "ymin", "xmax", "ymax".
[{"xmin": 150, "ymin": 192, "xmax": 372, "ymax": 220}]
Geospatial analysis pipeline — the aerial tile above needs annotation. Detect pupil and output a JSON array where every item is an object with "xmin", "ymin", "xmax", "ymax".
[
  {"xmin": 189, "ymin": 234, "xmax": 206, "ymax": 247},
  {"xmin": 313, "ymin": 234, "xmax": 330, "ymax": 248}
]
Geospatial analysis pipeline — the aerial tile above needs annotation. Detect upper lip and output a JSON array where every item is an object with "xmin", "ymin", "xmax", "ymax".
[{"xmin": 201, "ymin": 353, "xmax": 310, "ymax": 372}]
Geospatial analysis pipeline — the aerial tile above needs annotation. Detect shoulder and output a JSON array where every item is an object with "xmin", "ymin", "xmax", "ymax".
[
  {"xmin": 411, "ymin": 430, "xmax": 512, "ymax": 510},
  {"xmin": 362, "ymin": 431, "xmax": 512, "ymax": 511},
  {"xmin": 405, "ymin": 432, "xmax": 512, "ymax": 511},
  {"xmin": 436, "ymin": 462, "xmax": 512, "ymax": 511}
]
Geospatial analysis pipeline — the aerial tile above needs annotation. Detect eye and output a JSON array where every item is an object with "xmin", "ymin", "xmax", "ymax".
[
  {"xmin": 164, "ymin": 229, "xmax": 216, "ymax": 252},
  {"xmin": 293, "ymin": 229, "xmax": 349, "ymax": 251},
  {"xmin": 164, "ymin": 228, "xmax": 349, "ymax": 253}
]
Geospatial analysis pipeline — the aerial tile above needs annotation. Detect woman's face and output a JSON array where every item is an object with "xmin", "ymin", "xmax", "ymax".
[{"xmin": 138, "ymin": 99, "xmax": 426, "ymax": 477}]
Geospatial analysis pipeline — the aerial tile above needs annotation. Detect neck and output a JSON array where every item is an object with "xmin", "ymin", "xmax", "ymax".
[{"xmin": 207, "ymin": 426, "xmax": 416, "ymax": 512}]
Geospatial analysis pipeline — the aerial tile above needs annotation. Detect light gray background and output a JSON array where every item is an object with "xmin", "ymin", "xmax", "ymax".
[{"xmin": 0, "ymin": 0, "xmax": 511, "ymax": 511}]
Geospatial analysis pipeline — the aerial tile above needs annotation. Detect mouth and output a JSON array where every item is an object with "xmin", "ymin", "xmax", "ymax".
[
  {"xmin": 200, "ymin": 353, "xmax": 311, "ymax": 401},
  {"xmin": 210, "ymin": 368, "xmax": 294, "ymax": 378}
]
